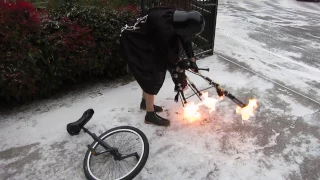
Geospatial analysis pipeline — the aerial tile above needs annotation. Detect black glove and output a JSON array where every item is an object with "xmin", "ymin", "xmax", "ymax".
[
  {"xmin": 176, "ymin": 58, "xmax": 198, "ymax": 73},
  {"xmin": 189, "ymin": 60, "xmax": 198, "ymax": 73},
  {"xmin": 176, "ymin": 59, "xmax": 190, "ymax": 70}
]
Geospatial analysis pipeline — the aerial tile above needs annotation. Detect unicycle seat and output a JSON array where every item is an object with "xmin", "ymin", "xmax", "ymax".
[{"xmin": 67, "ymin": 109, "xmax": 94, "ymax": 136}]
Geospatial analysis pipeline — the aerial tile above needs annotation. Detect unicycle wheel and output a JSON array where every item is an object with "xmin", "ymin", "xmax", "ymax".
[{"xmin": 83, "ymin": 126, "xmax": 149, "ymax": 180}]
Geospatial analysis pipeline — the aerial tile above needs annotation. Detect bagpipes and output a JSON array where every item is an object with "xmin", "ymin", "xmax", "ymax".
[{"xmin": 173, "ymin": 65, "xmax": 248, "ymax": 109}]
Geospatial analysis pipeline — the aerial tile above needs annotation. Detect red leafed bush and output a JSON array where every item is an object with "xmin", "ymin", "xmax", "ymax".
[
  {"xmin": 0, "ymin": 0, "xmax": 97, "ymax": 104},
  {"xmin": 0, "ymin": 0, "xmax": 39, "ymax": 23},
  {"xmin": 36, "ymin": 15, "xmax": 96, "ymax": 96},
  {"xmin": 0, "ymin": 0, "xmax": 137, "ymax": 106},
  {"xmin": 118, "ymin": 3, "xmax": 140, "ymax": 15},
  {"xmin": 0, "ymin": 0, "xmax": 43, "ymax": 102}
]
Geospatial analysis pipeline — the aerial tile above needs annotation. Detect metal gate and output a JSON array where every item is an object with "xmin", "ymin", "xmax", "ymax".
[{"xmin": 141, "ymin": 0, "xmax": 218, "ymax": 58}]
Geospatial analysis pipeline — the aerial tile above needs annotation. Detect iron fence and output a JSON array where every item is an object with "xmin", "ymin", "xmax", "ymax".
[{"xmin": 141, "ymin": 0, "xmax": 218, "ymax": 58}]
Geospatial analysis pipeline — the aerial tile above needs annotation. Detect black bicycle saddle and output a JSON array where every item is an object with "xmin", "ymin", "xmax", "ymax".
[{"xmin": 67, "ymin": 109, "xmax": 94, "ymax": 136}]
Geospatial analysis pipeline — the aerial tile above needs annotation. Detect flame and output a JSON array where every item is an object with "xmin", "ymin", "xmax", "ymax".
[
  {"xmin": 183, "ymin": 92, "xmax": 221, "ymax": 122},
  {"xmin": 184, "ymin": 102, "xmax": 201, "ymax": 122},
  {"xmin": 182, "ymin": 92, "xmax": 258, "ymax": 122},
  {"xmin": 236, "ymin": 99, "xmax": 258, "ymax": 120},
  {"xmin": 202, "ymin": 92, "xmax": 218, "ymax": 112}
]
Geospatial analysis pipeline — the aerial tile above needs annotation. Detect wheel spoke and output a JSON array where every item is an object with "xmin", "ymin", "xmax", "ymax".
[
  {"xmin": 117, "ymin": 133, "xmax": 130, "ymax": 153},
  {"xmin": 123, "ymin": 141, "xmax": 139, "ymax": 154},
  {"xmin": 121, "ymin": 133, "xmax": 136, "ymax": 152},
  {"xmin": 122, "ymin": 136, "xmax": 136, "ymax": 153},
  {"xmin": 95, "ymin": 153, "xmax": 111, "ymax": 178}
]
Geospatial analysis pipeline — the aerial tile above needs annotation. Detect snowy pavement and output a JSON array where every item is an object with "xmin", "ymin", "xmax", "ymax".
[
  {"xmin": 215, "ymin": 0, "xmax": 320, "ymax": 104},
  {"xmin": 1, "ymin": 0, "xmax": 320, "ymax": 179}
]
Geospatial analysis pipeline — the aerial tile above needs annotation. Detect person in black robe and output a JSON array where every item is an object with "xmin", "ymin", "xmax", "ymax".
[{"xmin": 120, "ymin": 6, "xmax": 205, "ymax": 126}]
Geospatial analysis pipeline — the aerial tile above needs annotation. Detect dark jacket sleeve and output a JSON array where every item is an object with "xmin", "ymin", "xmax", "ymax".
[
  {"xmin": 179, "ymin": 36, "xmax": 195, "ymax": 58},
  {"xmin": 148, "ymin": 9, "xmax": 175, "ymax": 46},
  {"xmin": 148, "ymin": 9, "xmax": 181, "ymax": 65}
]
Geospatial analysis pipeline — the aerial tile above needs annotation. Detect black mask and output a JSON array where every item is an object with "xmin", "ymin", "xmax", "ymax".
[{"xmin": 172, "ymin": 10, "xmax": 205, "ymax": 37}]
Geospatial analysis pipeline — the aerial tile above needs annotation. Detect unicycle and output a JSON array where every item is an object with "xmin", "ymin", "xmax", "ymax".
[{"xmin": 66, "ymin": 109, "xmax": 149, "ymax": 180}]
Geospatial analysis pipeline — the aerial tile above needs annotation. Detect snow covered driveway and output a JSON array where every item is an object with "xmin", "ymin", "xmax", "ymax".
[{"xmin": 1, "ymin": 0, "xmax": 319, "ymax": 179}]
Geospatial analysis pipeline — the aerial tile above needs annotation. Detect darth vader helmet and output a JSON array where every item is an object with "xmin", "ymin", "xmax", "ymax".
[{"xmin": 172, "ymin": 10, "xmax": 205, "ymax": 37}]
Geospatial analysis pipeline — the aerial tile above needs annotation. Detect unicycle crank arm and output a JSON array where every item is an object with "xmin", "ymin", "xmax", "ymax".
[
  {"xmin": 87, "ymin": 144, "xmax": 118, "ymax": 156},
  {"xmin": 83, "ymin": 127, "xmax": 117, "ymax": 153},
  {"xmin": 95, "ymin": 150, "xmax": 111, "ymax": 156},
  {"xmin": 118, "ymin": 152, "xmax": 140, "ymax": 160},
  {"xmin": 87, "ymin": 145, "xmax": 114, "ymax": 156}
]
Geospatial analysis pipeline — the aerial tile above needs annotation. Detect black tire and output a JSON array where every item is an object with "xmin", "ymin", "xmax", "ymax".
[{"xmin": 83, "ymin": 126, "xmax": 149, "ymax": 180}]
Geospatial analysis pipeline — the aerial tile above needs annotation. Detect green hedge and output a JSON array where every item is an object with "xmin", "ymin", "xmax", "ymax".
[{"xmin": 0, "ymin": 1, "xmax": 138, "ymax": 106}]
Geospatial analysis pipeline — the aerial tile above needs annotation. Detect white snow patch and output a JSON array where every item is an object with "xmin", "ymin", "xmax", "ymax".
[{"xmin": 277, "ymin": 94, "xmax": 315, "ymax": 117}]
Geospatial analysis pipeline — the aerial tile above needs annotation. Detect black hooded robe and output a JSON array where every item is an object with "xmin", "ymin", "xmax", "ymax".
[{"xmin": 120, "ymin": 6, "xmax": 194, "ymax": 95}]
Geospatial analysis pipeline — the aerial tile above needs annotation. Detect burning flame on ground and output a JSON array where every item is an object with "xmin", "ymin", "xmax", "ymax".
[
  {"xmin": 184, "ymin": 102, "xmax": 201, "ymax": 122},
  {"xmin": 236, "ymin": 99, "xmax": 258, "ymax": 121},
  {"xmin": 183, "ymin": 92, "xmax": 258, "ymax": 122},
  {"xmin": 184, "ymin": 92, "xmax": 221, "ymax": 122}
]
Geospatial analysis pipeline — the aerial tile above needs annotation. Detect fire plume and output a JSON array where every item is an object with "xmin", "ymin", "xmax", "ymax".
[
  {"xmin": 183, "ymin": 92, "xmax": 221, "ymax": 122},
  {"xmin": 183, "ymin": 92, "xmax": 258, "ymax": 122},
  {"xmin": 184, "ymin": 102, "xmax": 201, "ymax": 122},
  {"xmin": 236, "ymin": 99, "xmax": 258, "ymax": 120}
]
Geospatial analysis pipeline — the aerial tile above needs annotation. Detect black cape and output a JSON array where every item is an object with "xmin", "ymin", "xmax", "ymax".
[{"xmin": 120, "ymin": 6, "xmax": 194, "ymax": 95}]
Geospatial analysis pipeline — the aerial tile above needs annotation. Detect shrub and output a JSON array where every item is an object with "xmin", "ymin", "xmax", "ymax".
[
  {"xmin": 0, "ymin": 0, "xmax": 43, "ymax": 103},
  {"xmin": 46, "ymin": 0, "xmax": 141, "ymax": 10},
  {"xmin": 46, "ymin": 1, "xmax": 138, "ymax": 77},
  {"xmin": 35, "ymin": 15, "xmax": 96, "ymax": 96},
  {"xmin": 0, "ymin": 0, "xmax": 138, "ymax": 106}
]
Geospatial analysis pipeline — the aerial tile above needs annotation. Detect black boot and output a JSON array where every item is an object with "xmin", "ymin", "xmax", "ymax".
[
  {"xmin": 140, "ymin": 98, "xmax": 163, "ymax": 112},
  {"xmin": 145, "ymin": 112, "xmax": 170, "ymax": 126}
]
